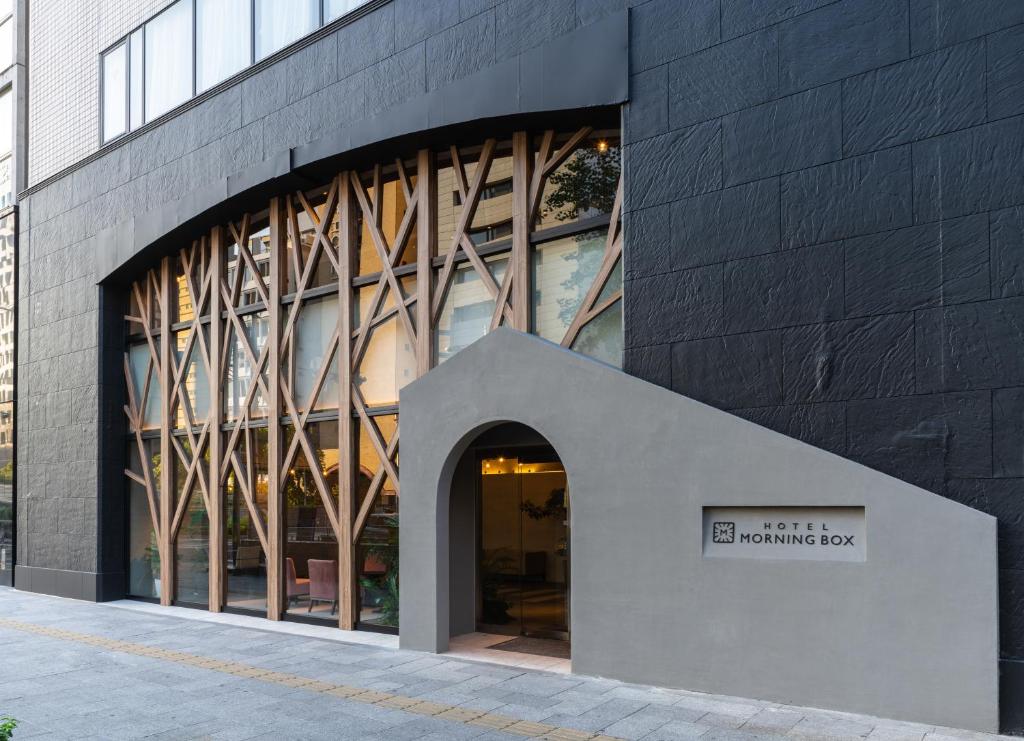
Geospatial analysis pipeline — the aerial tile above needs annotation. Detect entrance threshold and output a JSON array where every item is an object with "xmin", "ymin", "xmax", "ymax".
[
  {"xmin": 105, "ymin": 599, "xmax": 398, "ymax": 649},
  {"xmin": 446, "ymin": 632, "xmax": 571, "ymax": 674}
]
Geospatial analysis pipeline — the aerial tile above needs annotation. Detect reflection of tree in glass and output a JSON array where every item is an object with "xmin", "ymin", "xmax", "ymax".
[
  {"xmin": 543, "ymin": 144, "xmax": 621, "ymax": 223},
  {"xmin": 542, "ymin": 144, "xmax": 621, "ymax": 330},
  {"xmin": 555, "ymin": 234, "xmax": 604, "ymax": 327}
]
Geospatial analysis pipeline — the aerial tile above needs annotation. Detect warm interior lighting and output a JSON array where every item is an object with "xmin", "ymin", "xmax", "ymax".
[{"xmin": 596, "ymin": 140, "xmax": 608, "ymax": 153}]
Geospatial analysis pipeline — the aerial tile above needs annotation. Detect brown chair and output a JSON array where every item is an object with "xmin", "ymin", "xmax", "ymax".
[
  {"xmin": 286, "ymin": 557, "xmax": 310, "ymax": 607},
  {"xmin": 307, "ymin": 559, "xmax": 338, "ymax": 615}
]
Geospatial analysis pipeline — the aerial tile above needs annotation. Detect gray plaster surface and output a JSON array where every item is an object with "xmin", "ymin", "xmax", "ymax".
[
  {"xmin": 399, "ymin": 330, "xmax": 998, "ymax": 732},
  {"xmin": 0, "ymin": 587, "xmax": 1012, "ymax": 741}
]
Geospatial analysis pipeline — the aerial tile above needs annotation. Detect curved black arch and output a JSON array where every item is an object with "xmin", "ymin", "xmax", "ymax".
[{"xmin": 98, "ymin": 11, "xmax": 628, "ymax": 286}]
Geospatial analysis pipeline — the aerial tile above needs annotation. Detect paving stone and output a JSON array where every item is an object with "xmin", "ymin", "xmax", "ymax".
[{"xmin": 0, "ymin": 590, "xmax": 1016, "ymax": 741}]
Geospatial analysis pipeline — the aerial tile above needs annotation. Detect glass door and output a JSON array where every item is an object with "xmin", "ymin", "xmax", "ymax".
[{"xmin": 479, "ymin": 452, "xmax": 569, "ymax": 640}]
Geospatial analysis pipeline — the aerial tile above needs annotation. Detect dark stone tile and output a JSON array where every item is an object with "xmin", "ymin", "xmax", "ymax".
[
  {"xmin": 782, "ymin": 146, "xmax": 913, "ymax": 248},
  {"xmin": 990, "ymin": 24, "xmax": 1024, "ymax": 122},
  {"xmin": 576, "ymin": 0, "xmax": 629, "ymax": 26},
  {"xmin": 624, "ymin": 344, "xmax": 671, "ymax": 389},
  {"xmin": 733, "ymin": 402, "xmax": 846, "ymax": 455},
  {"xmin": 394, "ymin": 0, "xmax": 460, "ymax": 49},
  {"xmin": 995, "ymin": 388, "xmax": 1024, "ymax": 478},
  {"xmin": 365, "ymin": 43, "xmax": 426, "ymax": 117},
  {"xmin": 670, "ymin": 331, "xmax": 783, "ymax": 408},
  {"xmin": 336, "ymin": 2, "xmax": 396, "ymax": 80},
  {"xmin": 623, "ymin": 203, "xmax": 672, "ymax": 280},
  {"xmin": 668, "ymin": 28, "xmax": 778, "ymax": 129},
  {"xmin": 724, "ymin": 242, "xmax": 844, "ymax": 333},
  {"xmin": 723, "ymin": 84, "xmax": 841, "ymax": 187},
  {"xmin": 672, "ymin": 177, "xmax": 780, "ymax": 270},
  {"xmin": 992, "ymin": 206, "xmax": 1024, "ymax": 298},
  {"xmin": 916, "ymin": 297, "xmax": 1024, "ymax": 392},
  {"xmin": 783, "ymin": 313, "xmax": 916, "ymax": 402},
  {"xmin": 779, "ymin": 0, "xmax": 909, "ymax": 95},
  {"xmin": 913, "ymin": 116, "xmax": 1024, "ymax": 223},
  {"xmin": 426, "ymin": 10, "xmax": 495, "ymax": 91},
  {"xmin": 910, "ymin": 0, "xmax": 1024, "ymax": 55},
  {"xmin": 626, "ymin": 65, "xmax": 668, "ymax": 142},
  {"xmin": 460, "ymin": 0, "xmax": 497, "ymax": 18},
  {"xmin": 495, "ymin": 0, "xmax": 576, "ymax": 60},
  {"xmin": 623, "ymin": 265, "xmax": 722, "ymax": 347},
  {"xmin": 721, "ymin": 0, "xmax": 834, "ymax": 39},
  {"xmin": 630, "ymin": 0, "xmax": 720, "ymax": 71},
  {"xmin": 626, "ymin": 121, "xmax": 722, "ymax": 211},
  {"xmin": 1001, "ymin": 569, "xmax": 1024, "ymax": 661},
  {"xmin": 842, "ymin": 40, "xmax": 986, "ymax": 156},
  {"xmin": 945, "ymin": 479, "xmax": 1024, "ymax": 572},
  {"xmin": 847, "ymin": 391, "xmax": 992, "ymax": 491},
  {"xmin": 844, "ymin": 214, "xmax": 990, "ymax": 317}
]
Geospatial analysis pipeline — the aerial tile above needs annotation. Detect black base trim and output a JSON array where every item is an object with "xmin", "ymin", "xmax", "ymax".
[{"xmin": 13, "ymin": 566, "xmax": 125, "ymax": 601}]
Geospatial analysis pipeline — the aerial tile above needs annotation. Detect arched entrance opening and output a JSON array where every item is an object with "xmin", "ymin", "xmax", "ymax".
[{"xmin": 448, "ymin": 422, "xmax": 571, "ymax": 659}]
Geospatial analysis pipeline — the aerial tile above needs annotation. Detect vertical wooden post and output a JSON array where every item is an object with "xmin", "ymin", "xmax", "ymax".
[
  {"xmin": 208, "ymin": 230, "xmax": 224, "ymax": 612},
  {"xmin": 417, "ymin": 149, "xmax": 436, "ymax": 374},
  {"xmin": 338, "ymin": 174, "xmax": 356, "ymax": 630},
  {"xmin": 267, "ymin": 198, "xmax": 285, "ymax": 620},
  {"xmin": 159, "ymin": 256, "xmax": 173, "ymax": 606},
  {"xmin": 511, "ymin": 132, "xmax": 531, "ymax": 331}
]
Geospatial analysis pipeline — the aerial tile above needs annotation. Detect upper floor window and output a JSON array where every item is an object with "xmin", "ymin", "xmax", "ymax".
[
  {"xmin": 101, "ymin": 0, "xmax": 373, "ymax": 144},
  {"xmin": 197, "ymin": 0, "xmax": 251, "ymax": 93},
  {"xmin": 0, "ymin": 87, "xmax": 12, "ymax": 209},
  {"xmin": 144, "ymin": 1, "xmax": 193, "ymax": 121}
]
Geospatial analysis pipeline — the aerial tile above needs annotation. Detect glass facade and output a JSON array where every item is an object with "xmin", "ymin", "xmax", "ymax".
[
  {"xmin": 122, "ymin": 125, "xmax": 621, "ymax": 629},
  {"xmin": 0, "ymin": 214, "xmax": 15, "ymax": 586},
  {"xmin": 101, "ymin": 0, "xmax": 375, "ymax": 142}
]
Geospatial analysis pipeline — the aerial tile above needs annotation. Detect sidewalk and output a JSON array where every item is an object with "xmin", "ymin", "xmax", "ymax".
[{"xmin": 0, "ymin": 588, "xmax": 1012, "ymax": 740}]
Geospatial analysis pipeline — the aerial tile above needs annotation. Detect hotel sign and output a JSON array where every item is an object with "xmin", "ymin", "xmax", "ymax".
[{"xmin": 702, "ymin": 506, "xmax": 866, "ymax": 562}]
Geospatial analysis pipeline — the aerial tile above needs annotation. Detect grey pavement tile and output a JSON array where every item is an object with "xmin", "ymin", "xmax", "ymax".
[
  {"xmin": 642, "ymin": 719, "xmax": 714, "ymax": 740},
  {"xmin": 702, "ymin": 729, "xmax": 789, "ymax": 741},
  {"xmin": 788, "ymin": 714, "xmax": 875, "ymax": 740},
  {"xmin": 603, "ymin": 707, "xmax": 677, "ymax": 739},
  {"xmin": 741, "ymin": 708, "xmax": 805, "ymax": 734}
]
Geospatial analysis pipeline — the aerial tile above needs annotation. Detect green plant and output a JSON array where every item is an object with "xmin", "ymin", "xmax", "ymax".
[
  {"xmin": 0, "ymin": 715, "xmax": 18, "ymax": 741},
  {"xmin": 359, "ymin": 516, "xmax": 399, "ymax": 627},
  {"xmin": 520, "ymin": 488, "xmax": 566, "ymax": 521},
  {"xmin": 479, "ymin": 550, "xmax": 516, "ymax": 624}
]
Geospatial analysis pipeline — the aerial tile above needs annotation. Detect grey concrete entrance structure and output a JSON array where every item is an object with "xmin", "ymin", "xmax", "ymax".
[{"xmin": 398, "ymin": 329, "xmax": 999, "ymax": 732}]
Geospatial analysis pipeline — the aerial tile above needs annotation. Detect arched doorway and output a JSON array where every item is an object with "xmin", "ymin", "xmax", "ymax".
[{"xmin": 449, "ymin": 423, "xmax": 571, "ymax": 657}]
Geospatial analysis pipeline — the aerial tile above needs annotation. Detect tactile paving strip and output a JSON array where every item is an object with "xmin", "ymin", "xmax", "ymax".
[{"xmin": 0, "ymin": 618, "xmax": 621, "ymax": 741}]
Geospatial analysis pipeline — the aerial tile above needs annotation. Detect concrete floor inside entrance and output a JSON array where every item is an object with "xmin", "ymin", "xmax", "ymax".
[{"xmin": 446, "ymin": 631, "xmax": 571, "ymax": 674}]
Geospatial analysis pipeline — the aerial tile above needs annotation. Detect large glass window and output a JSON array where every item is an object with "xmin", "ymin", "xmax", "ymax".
[
  {"xmin": 225, "ymin": 428, "xmax": 269, "ymax": 612},
  {"xmin": 0, "ymin": 14, "xmax": 13, "ymax": 72},
  {"xmin": 102, "ymin": 42, "xmax": 128, "ymax": 142},
  {"xmin": 127, "ymin": 440, "xmax": 160, "ymax": 598},
  {"xmin": 102, "ymin": 0, "xmax": 376, "ymax": 142},
  {"xmin": 325, "ymin": 0, "xmax": 365, "ymax": 22},
  {"xmin": 0, "ymin": 213, "xmax": 12, "ymax": 587},
  {"xmin": 129, "ymin": 30, "xmax": 144, "ymax": 130},
  {"xmin": 121, "ymin": 125, "xmax": 621, "ymax": 632},
  {"xmin": 144, "ymin": 0, "xmax": 194, "ymax": 122},
  {"xmin": 197, "ymin": 0, "xmax": 252, "ymax": 92},
  {"xmin": 255, "ymin": 0, "xmax": 319, "ymax": 61},
  {"xmin": 283, "ymin": 419, "xmax": 339, "ymax": 623},
  {"xmin": 0, "ymin": 88, "xmax": 12, "ymax": 209}
]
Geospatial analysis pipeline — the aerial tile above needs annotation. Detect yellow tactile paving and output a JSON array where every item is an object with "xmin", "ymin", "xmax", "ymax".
[{"xmin": 0, "ymin": 617, "xmax": 622, "ymax": 740}]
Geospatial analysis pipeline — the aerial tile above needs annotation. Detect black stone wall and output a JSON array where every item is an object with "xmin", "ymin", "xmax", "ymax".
[{"xmin": 619, "ymin": 0, "xmax": 1024, "ymax": 723}]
